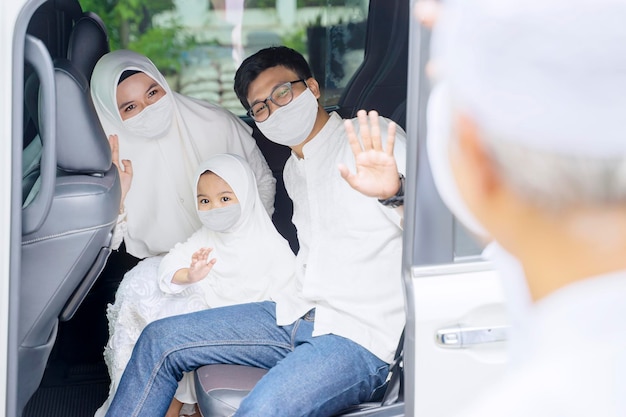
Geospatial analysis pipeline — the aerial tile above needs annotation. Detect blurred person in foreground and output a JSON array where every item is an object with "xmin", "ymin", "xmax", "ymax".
[{"xmin": 340, "ymin": 0, "xmax": 626, "ymax": 415}]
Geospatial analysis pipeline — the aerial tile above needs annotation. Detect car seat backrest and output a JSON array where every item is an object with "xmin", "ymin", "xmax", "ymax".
[
  {"xmin": 53, "ymin": 59, "xmax": 111, "ymax": 173},
  {"xmin": 336, "ymin": 0, "xmax": 409, "ymax": 130},
  {"xmin": 18, "ymin": 57, "xmax": 120, "ymax": 413},
  {"xmin": 22, "ymin": 9, "xmax": 109, "ymax": 204},
  {"xmin": 21, "ymin": 59, "xmax": 111, "ymax": 206},
  {"xmin": 67, "ymin": 12, "xmax": 110, "ymax": 82}
]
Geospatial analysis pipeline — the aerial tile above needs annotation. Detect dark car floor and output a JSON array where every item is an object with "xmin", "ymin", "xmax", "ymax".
[{"xmin": 23, "ymin": 248, "xmax": 140, "ymax": 417}]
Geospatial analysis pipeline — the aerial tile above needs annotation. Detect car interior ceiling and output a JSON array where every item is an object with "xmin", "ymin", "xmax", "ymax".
[{"xmin": 19, "ymin": 1, "xmax": 409, "ymax": 416}]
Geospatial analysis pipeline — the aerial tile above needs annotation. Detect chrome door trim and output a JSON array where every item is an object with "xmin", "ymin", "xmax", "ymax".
[
  {"xmin": 411, "ymin": 260, "xmax": 493, "ymax": 279},
  {"xmin": 436, "ymin": 325, "xmax": 509, "ymax": 348}
]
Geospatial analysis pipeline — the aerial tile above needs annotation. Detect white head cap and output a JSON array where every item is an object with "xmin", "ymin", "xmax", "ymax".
[{"xmin": 432, "ymin": 0, "xmax": 626, "ymax": 158}]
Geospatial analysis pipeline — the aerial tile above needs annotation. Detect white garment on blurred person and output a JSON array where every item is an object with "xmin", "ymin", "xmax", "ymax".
[
  {"xmin": 459, "ymin": 271, "xmax": 626, "ymax": 416},
  {"xmin": 430, "ymin": 0, "xmax": 626, "ymax": 415}
]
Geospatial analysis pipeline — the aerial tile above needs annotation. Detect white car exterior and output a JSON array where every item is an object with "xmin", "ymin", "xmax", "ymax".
[{"xmin": 1, "ymin": 2, "xmax": 25, "ymax": 415}]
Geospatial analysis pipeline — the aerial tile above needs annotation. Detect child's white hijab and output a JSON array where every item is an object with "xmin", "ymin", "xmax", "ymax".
[
  {"xmin": 90, "ymin": 50, "xmax": 254, "ymax": 258},
  {"xmin": 159, "ymin": 154, "xmax": 296, "ymax": 307}
]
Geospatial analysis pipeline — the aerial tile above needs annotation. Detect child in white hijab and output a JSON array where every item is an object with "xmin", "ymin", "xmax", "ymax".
[
  {"xmin": 90, "ymin": 49, "xmax": 276, "ymax": 259},
  {"xmin": 158, "ymin": 153, "xmax": 296, "ymax": 308},
  {"xmin": 96, "ymin": 154, "xmax": 296, "ymax": 417}
]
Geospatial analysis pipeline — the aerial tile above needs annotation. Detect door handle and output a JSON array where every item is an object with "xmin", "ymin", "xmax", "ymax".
[{"xmin": 436, "ymin": 325, "xmax": 509, "ymax": 348}]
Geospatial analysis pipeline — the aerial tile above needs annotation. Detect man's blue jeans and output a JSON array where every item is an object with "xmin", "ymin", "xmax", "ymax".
[{"xmin": 105, "ymin": 301, "xmax": 389, "ymax": 417}]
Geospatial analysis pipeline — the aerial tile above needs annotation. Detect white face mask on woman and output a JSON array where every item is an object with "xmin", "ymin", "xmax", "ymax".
[
  {"xmin": 122, "ymin": 94, "xmax": 174, "ymax": 139},
  {"xmin": 256, "ymin": 89, "xmax": 318, "ymax": 147},
  {"xmin": 197, "ymin": 204, "xmax": 242, "ymax": 233}
]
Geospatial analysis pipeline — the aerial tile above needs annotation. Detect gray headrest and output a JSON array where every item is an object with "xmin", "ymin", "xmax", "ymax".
[
  {"xmin": 53, "ymin": 59, "xmax": 111, "ymax": 173},
  {"xmin": 67, "ymin": 13, "xmax": 110, "ymax": 81}
]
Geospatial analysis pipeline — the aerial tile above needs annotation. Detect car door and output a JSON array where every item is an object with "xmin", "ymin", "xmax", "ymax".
[
  {"xmin": 2, "ymin": 1, "xmax": 31, "ymax": 416},
  {"xmin": 401, "ymin": 8, "xmax": 511, "ymax": 417},
  {"xmin": 0, "ymin": 2, "xmax": 24, "ymax": 417},
  {"xmin": 2, "ymin": 1, "xmax": 35, "ymax": 415}
]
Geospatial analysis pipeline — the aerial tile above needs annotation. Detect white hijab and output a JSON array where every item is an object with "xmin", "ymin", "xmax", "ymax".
[
  {"xmin": 90, "ymin": 50, "xmax": 258, "ymax": 258},
  {"xmin": 159, "ymin": 153, "xmax": 296, "ymax": 307}
]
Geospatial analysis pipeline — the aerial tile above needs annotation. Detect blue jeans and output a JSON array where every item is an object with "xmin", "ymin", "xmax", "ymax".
[{"xmin": 105, "ymin": 301, "xmax": 389, "ymax": 417}]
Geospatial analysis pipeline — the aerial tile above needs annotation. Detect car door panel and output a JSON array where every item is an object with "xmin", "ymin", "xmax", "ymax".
[{"xmin": 411, "ymin": 262, "xmax": 510, "ymax": 417}]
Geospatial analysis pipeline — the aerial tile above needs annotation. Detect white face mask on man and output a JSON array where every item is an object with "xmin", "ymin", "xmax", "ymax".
[
  {"xmin": 122, "ymin": 94, "xmax": 174, "ymax": 139},
  {"xmin": 197, "ymin": 204, "xmax": 242, "ymax": 233},
  {"xmin": 256, "ymin": 88, "xmax": 318, "ymax": 147}
]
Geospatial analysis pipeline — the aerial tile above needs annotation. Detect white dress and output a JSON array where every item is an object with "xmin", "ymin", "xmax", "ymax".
[{"xmin": 95, "ymin": 256, "xmax": 212, "ymax": 417}]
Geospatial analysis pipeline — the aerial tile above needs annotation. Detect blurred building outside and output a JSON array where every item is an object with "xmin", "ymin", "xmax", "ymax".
[{"xmin": 154, "ymin": 0, "xmax": 369, "ymax": 114}]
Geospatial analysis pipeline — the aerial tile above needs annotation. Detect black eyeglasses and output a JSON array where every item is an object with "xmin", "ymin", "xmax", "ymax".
[{"xmin": 247, "ymin": 79, "xmax": 306, "ymax": 122}]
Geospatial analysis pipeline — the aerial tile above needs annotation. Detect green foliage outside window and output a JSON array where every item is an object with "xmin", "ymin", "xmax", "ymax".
[
  {"xmin": 281, "ymin": 28, "xmax": 307, "ymax": 54},
  {"xmin": 245, "ymin": 0, "xmax": 276, "ymax": 7},
  {"xmin": 78, "ymin": 0, "xmax": 194, "ymax": 74},
  {"xmin": 297, "ymin": 0, "xmax": 339, "ymax": 6}
]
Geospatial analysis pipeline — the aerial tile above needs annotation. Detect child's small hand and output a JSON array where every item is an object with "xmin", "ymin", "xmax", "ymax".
[{"xmin": 187, "ymin": 247, "xmax": 216, "ymax": 283}]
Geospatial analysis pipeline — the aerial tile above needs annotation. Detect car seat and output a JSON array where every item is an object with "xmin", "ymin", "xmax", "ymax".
[
  {"xmin": 67, "ymin": 11, "xmax": 110, "ymax": 81},
  {"xmin": 18, "ymin": 54, "xmax": 120, "ymax": 413},
  {"xmin": 23, "ymin": 9, "xmax": 110, "ymax": 200},
  {"xmin": 194, "ymin": 330, "xmax": 404, "ymax": 416},
  {"xmin": 335, "ymin": 0, "xmax": 408, "ymax": 130}
]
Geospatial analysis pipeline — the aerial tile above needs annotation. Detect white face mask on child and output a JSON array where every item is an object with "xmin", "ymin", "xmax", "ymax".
[
  {"xmin": 256, "ymin": 89, "xmax": 318, "ymax": 147},
  {"xmin": 197, "ymin": 204, "xmax": 242, "ymax": 233},
  {"xmin": 122, "ymin": 94, "xmax": 174, "ymax": 139}
]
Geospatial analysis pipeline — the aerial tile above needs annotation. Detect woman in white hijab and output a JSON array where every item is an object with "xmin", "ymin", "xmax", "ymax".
[
  {"xmin": 96, "ymin": 154, "xmax": 296, "ymax": 417},
  {"xmin": 90, "ymin": 49, "xmax": 276, "ymax": 259},
  {"xmin": 90, "ymin": 50, "xmax": 276, "ymax": 417}
]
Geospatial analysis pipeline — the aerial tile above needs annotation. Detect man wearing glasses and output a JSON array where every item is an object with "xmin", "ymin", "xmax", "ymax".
[{"xmin": 105, "ymin": 46, "xmax": 407, "ymax": 417}]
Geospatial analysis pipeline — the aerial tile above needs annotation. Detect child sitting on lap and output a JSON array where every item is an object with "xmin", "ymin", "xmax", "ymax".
[{"xmin": 97, "ymin": 153, "xmax": 295, "ymax": 417}]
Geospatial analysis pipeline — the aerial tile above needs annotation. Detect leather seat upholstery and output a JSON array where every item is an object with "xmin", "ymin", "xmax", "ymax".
[
  {"xmin": 18, "ymin": 58, "xmax": 120, "ymax": 413},
  {"xmin": 67, "ymin": 11, "xmax": 110, "ymax": 80}
]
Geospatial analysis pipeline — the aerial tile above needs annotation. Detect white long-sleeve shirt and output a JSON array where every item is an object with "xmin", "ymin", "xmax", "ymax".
[{"xmin": 273, "ymin": 112, "xmax": 406, "ymax": 364}]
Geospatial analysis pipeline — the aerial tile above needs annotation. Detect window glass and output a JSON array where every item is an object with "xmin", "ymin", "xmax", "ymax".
[
  {"xmin": 454, "ymin": 219, "xmax": 485, "ymax": 260},
  {"xmin": 79, "ymin": 0, "xmax": 369, "ymax": 115},
  {"xmin": 22, "ymin": 63, "xmax": 43, "ymax": 208}
]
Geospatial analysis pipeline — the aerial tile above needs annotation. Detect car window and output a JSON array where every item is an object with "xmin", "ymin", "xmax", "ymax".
[
  {"xmin": 454, "ymin": 220, "xmax": 484, "ymax": 259},
  {"xmin": 404, "ymin": 29, "xmax": 484, "ymax": 265},
  {"xmin": 78, "ymin": 0, "xmax": 369, "ymax": 115}
]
